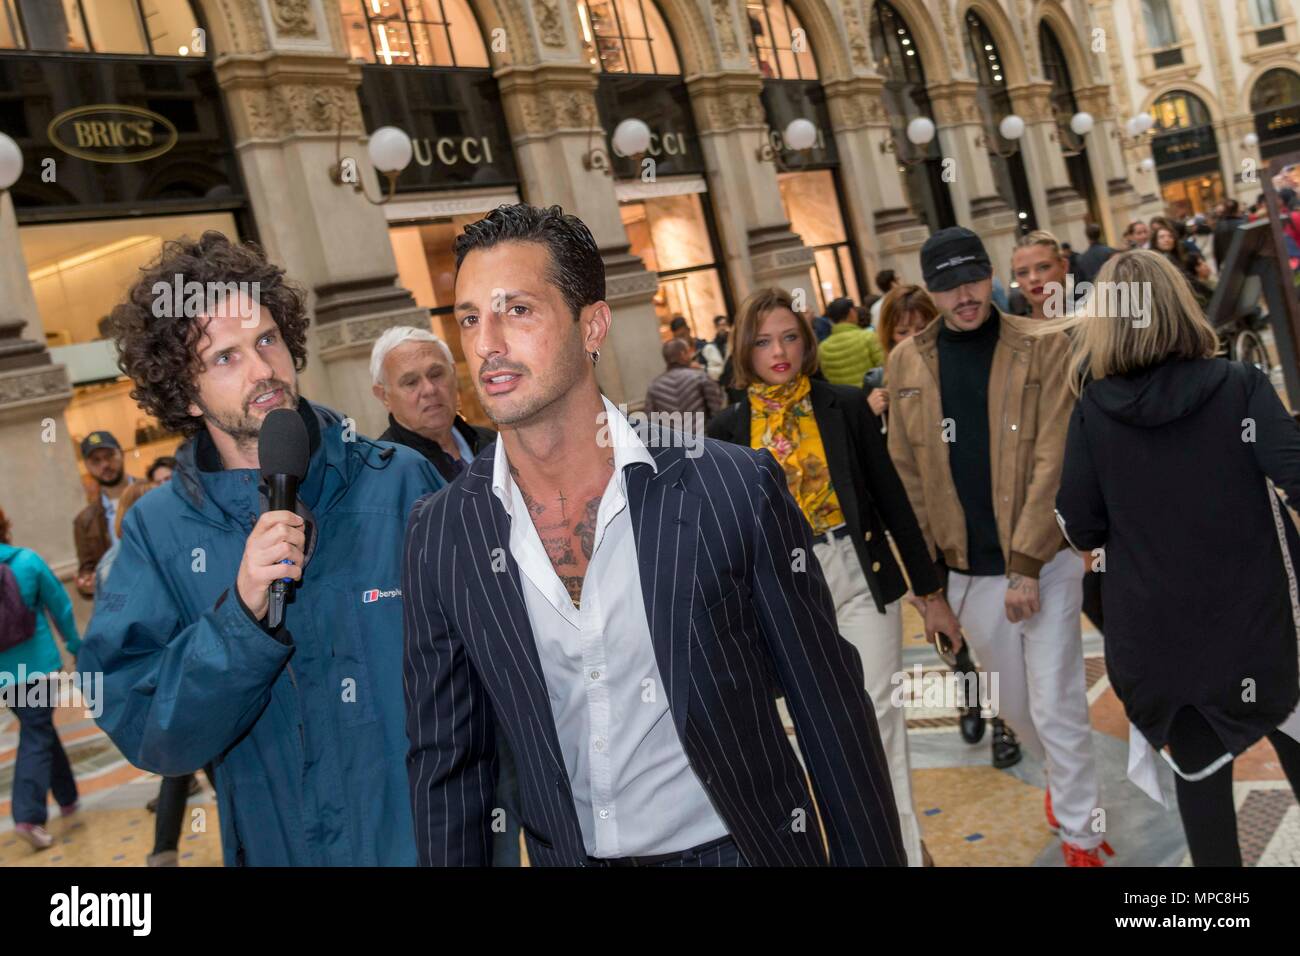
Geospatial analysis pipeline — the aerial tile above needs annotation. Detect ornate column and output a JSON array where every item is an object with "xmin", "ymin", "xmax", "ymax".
[
  {"xmin": 497, "ymin": 62, "xmax": 666, "ymax": 408},
  {"xmin": 687, "ymin": 72, "xmax": 815, "ymax": 304},
  {"xmin": 1009, "ymin": 80, "xmax": 1088, "ymax": 248},
  {"xmin": 215, "ymin": 2, "xmax": 431, "ymax": 439},
  {"xmin": 824, "ymin": 75, "xmax": 929, "ymax": 283},
  {"xmin": 927, "ymin": 81, "xmax": 1019, "ymax": 283},
  {"xmin": 0, "ymin": 193, "xmax": 85, "ymax": 577},
  {"xmin": 1072, "ymin": 82, "xmax": 1141, "ymax": 245},
  {"xmin": 1090, "ymin": 0, "xmax": 1162, "ymax": 225}
]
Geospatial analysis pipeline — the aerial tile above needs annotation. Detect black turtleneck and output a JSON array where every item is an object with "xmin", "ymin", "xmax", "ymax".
[{"xmin": 937, "ymin": 309, "xmax": 1004, "ymax": 576}]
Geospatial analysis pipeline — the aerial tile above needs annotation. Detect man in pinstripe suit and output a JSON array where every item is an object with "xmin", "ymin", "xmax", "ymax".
[{"xmin": 402, "ymin": 203, "xmax": 905, "ymax": 866}]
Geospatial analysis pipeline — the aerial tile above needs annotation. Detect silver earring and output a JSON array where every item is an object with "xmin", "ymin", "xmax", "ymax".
[{"xmin": 590, "ymin": 349, "xmax": 600, "ymax": 365}]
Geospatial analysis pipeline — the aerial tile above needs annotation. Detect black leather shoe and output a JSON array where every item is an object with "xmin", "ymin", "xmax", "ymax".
[
  {"xmin": 959, "ymin": 707, "xmax": 985, "ymax": 744},
  {"xmin": 991, "ymin": 718, "xmax": 1022, "ymax": 769}
]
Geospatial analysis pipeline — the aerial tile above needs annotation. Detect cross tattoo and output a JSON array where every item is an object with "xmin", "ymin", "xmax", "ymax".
[{"xmin": 557, "ymin": 490, "xmax": 568, "ymax": 520}]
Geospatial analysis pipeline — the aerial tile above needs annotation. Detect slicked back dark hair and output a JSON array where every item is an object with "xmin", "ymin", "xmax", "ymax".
[
  {"xmin": 453, "ymin": 203, "xmax": 605, "ymax": 320},
  {"xmin": 110, "ymin": 231, "xmax": 309, "ymax": 438}
]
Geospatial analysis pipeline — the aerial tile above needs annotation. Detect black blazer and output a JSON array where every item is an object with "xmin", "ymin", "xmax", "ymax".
[
  {"xmin": 707, "ymin": 379, "xmax": 940, "ymax": 611},
  {"xmin": 402, "ymin": 435, "xmax": 906, "ymax": 867}
]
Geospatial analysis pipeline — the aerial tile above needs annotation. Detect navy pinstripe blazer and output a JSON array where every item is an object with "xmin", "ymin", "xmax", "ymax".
[{"xmin": 401, "ymin": 431, "xmax": 906, "ymax": 866}]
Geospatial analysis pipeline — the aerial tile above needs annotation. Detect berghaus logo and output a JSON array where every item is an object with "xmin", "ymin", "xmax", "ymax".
[{"xmin": 362, "ymin": 588, "xmax": 402, "ymax": 603}]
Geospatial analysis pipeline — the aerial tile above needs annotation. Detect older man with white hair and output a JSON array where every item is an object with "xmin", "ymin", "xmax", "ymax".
[
  {"xmin": 370, "ymin": 325, "xmax": 518, "ymax": 866},
  {"xmin": 370, "ymin": 326, "xmax": 496, "ymax": 482}
]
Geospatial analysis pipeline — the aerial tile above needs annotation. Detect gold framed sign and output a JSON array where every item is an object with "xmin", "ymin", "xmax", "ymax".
[{"xmin": 46, "ymin": 105, "xmax": 179, "ymax": 164}]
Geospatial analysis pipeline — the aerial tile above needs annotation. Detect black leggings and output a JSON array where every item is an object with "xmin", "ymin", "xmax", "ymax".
[{"xmin": 1167, "ymin": 708, "xmax": 1300, "ymax": 866}]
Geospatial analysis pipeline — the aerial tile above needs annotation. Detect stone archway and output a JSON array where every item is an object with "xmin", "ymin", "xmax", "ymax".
[
  {"xmin": 780, "ymin": 0, "xmax": 860, "ymax": 82},
  {"xmin": 646, "ymin": 0, "xmax": 727, "ymax": 78}
]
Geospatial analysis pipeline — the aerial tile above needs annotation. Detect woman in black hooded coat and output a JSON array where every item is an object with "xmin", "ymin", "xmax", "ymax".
[{"xmin": 1055, "ymin": 250, "xmax": 1300, "ymax": 866}]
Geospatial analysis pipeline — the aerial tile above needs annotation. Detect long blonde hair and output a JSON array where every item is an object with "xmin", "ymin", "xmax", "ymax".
[{"xmin": 1045, "ymin": 249, "xmax": 1218, "ymax": 396}]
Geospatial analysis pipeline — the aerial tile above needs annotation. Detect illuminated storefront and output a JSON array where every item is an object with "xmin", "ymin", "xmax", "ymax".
[
  {"xmin": 2, "ymin": 0, "xmax": 249, "ymax": 481},
  {"xmin": 1149, "ymin": 90, "xmax": 1225, "ymax": 219},
  {"xmin": 748, "ymin": 0, "xmax": 861, "ymax": 312},
  {"xmin": 341, "ymin": 0, "xmax": 519, "ymax": 423},
  {"xmin": 580, "ymin": 0, "xmax": 731, "ymax": 340}
]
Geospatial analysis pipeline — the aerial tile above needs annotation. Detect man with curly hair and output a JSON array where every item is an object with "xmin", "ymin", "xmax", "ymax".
[{"xmin": 79, "ymin": 231, "xmax": 445, "ymax": 866}]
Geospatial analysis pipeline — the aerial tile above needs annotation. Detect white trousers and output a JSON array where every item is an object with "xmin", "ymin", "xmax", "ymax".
[
  {"xmin": 814, "ymin": 533, "xmax": 924, "ymax": 866},
  {"xmin": 948, "ymin": 548, "xmax": 1102, "ymax": 849}
]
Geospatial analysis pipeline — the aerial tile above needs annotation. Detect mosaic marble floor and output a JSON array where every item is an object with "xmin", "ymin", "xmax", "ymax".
[{"xmin": 1, "ymin": 597, "xmax": 1295, "ymax": 867}]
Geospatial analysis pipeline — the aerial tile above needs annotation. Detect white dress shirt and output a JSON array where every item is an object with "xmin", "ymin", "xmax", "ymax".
[{"xmin": 491, "ymin": 396, "xmax": 729, "ymax": 858}]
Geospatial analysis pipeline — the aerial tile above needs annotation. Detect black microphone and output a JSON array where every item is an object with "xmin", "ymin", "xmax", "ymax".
[{"xmin": 259, "ymin": 407, "xmax": 310, "ymax": 630}]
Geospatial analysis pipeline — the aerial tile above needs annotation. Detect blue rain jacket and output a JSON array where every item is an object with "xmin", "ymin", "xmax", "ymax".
[{"xmin": 79, "ymin": 399, "xmax": 444, "ymax": 865}]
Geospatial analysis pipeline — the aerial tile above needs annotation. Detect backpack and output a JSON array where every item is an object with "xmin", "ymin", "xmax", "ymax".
[{"xmin": 0, "ymin": 555, "xmax": 37, "ymax": 652}]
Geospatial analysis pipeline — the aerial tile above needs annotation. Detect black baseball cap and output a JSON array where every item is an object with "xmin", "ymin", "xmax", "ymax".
[
  {"xmin": 80, "ymin": 431, "xmax": 122, "ymax": 458},
  {"xmin": 920, "ymin": 227, "xmax": 993, "ymax": 292}
]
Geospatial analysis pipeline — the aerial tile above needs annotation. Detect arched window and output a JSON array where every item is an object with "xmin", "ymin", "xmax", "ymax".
[
  {"xmin": 1040, "ymin": 22, "xmax": 1101, "ymax": 229},
  {"xmin": 1, "ymin": 0, "xmax": 200, "ymax": 55},
  {"xmin": 746, "ymin": 0, "xmax": 816, "ymax": 80},
  {"xmin": 340, "ymin": 0, "xmax": 487, "ymax": 67},
  {"xmin": 1251, "ymin": 68, "xmax": 1300, "ymax": 158},
  {"xmin": 1252, "ymin": 67, "xmax": 1300, "ymax": 112},
  {"xmin": 1151, "ymin": 90, "xmax": 1212, "ymax": 131},
  {"xmin": 963, "ymin": 10, "xmax": 1036, "ymax": 230},
  {"xmin": 869, "ymin": 0, "xmax": 955, "ymax": 231},
  {"xmin": 577, "ymin": 0, "xmax": 679, "ymax": 74}
]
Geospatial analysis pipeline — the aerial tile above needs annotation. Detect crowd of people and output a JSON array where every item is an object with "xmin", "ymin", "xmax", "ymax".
[{"xmin": 3, "ymin": 200, "xmax": 1300, "ymax": 868}]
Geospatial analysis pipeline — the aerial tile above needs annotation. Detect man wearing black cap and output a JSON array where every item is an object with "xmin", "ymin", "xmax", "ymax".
[
  {"xmin": 72, "ymin": 431, "xmax": 133, "ymax": 598},
  {"xmin": 884, "ymin": 227, "xmax": 1110, "ymax": 867}
]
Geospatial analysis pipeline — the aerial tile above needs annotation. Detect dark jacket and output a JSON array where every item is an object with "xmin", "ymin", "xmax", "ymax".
[
  {"xmin": 80, "ymin": 398, "xmax": 445, "ymax": 865},
  {"xmin": 378, "ymin": 414, "xmax": 496, "ymax": 483},
  {"xmin": 1213, "ymin": 216, "xmax": 1247, "ymax": 268},
  {"xmin": 403, "ymin": 437, "xmax": 906, "ymax": 866},
  {"xmin": 643, "ymin": 365, "xmax": 725, "ymax": 419},
  {"xmin": 707, "ymin": 379, "xmax": 940, "ymax": 612},
  {"xmin": 1056, "ymin": 358, "xmax": 1300, "ymax": 754},
  {"xmin": 1076, "ymin": 242, "xmax": 1118, "ymax": 284}
]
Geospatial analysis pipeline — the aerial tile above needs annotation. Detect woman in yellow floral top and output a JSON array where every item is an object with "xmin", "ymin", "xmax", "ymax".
[{"xmin": 707, "ymin": 287, "xmax": 963, "ymax": 867}]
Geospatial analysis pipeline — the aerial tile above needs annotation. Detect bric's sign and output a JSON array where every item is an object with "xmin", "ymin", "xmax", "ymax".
[{"xmin": 46, "ymin": 105, "xmax": 179, "ymax": 164}]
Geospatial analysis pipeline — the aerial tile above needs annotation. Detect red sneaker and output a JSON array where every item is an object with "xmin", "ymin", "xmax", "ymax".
[
  {"xmin": 1045, "ymin": 789, "xmax": 1060, "ymax": 832},
  {"xmin": 1062, "ymin": 840, "xmax": 1114, "ymax": 867}
]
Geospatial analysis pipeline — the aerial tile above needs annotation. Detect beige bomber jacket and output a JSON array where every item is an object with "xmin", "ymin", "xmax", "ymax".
[{"xmin": 884, "ymin": 308, "xmax": 1071, "ymax": 578}]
